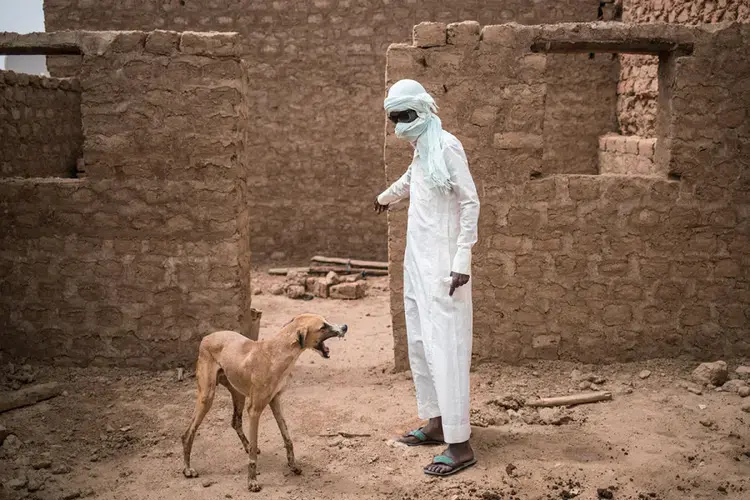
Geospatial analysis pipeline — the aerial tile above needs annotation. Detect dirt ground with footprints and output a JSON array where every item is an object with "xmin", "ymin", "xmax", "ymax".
[{"xmin": 1, "ymin": 274, "xmax": 749, "ymax": 500}]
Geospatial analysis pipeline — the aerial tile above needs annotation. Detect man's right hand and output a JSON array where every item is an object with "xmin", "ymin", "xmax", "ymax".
[{"xmin": 374, "ymin": 198, "xmax": 389, "ymax": 214}]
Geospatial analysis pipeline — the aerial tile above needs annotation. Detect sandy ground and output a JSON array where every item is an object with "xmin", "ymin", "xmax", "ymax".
[{"xmin": 1, "ymin": 274, "xmax": 749, "ymax": 500}]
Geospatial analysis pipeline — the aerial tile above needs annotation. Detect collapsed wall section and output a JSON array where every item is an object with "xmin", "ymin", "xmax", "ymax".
[
  {"xmin": 0, "ymin": 70, "xmax": 82, "ymax": 178},
  {"xmin": 0, "ymin": 31, "xmax": 251, "ymax": 367},
  {"xmin": 385, "ymin": 22, "xmax": 750, "ymax": 369},
  {"xmin": 43, "ymin": 0, "xmax": 602, "ymax": 262}
]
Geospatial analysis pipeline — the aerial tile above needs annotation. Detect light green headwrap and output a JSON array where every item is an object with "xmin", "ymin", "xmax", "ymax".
[{"xmin": 384, "ymin": 79, "xmax": 452, "ymax": 193}]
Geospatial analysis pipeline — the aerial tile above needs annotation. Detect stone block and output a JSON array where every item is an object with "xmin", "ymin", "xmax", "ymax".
[
  {"xmin": 413, "ymin": 22, "xmax": 446, "ymax": 48},
  {"xmin": 447, "ymin": 21, "xmax": 480, "ymax": 46},
  {"xmin": 308, "ymin": 279, "xmax": 329, "ymax": 299},
  {"xmin": 638, "ymin": 137, "xmax": 656, "ymax": 158},
  {"xmin": 145, "ymin": 30, "xmax": 179, "ymax": 55},
  {"xmin": 330, "ymin": 282, "xmax": 365, "ymax": 300},
  {"xmin": 179, "ymin": 31, "xmax": 242, "ymax": 56}
]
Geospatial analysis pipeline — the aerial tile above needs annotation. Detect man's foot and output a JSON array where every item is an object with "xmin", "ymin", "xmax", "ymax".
[
  {"xmin": 423, "ymin": 442, "xmax": 476, "ymax": 476},
  {"xmin": 397, "ymin": 418, "xmax": 444, "ymax": 446}
]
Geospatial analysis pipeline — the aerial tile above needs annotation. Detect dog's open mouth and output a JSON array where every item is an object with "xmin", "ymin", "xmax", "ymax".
[
  {"xmin": 314, "ymin": 324, "xmax": 347, "ymax": 359},
  {"xmin": 316, "ymin": 340, "xmax": 331, "ymax": 359}
]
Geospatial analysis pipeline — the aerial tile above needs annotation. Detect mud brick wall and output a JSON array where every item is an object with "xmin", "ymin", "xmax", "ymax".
[
  {"xmin": 385, "ymin": 22, "xmax": 750, "ymax": 369},
  {"xmin": 43, "ymin": 0, "xmax": 601, "ymax": 263},
  {"xmin": 618, "ymin": 0, "xmax": 750, "ymax": 136},
  {"xmin": 598, "ymin": 133, "xmax": 659, "ymax": 176},
  {"xmin": 0, "ymin": 31, "xmax": 251, "ymax": 367},
  {"xmin": 0, "ymin": 70, "xmax": 82, "ymax": 178}
]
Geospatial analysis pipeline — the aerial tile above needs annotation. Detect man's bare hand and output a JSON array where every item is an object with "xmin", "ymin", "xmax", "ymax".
[
  {"xmin": 374, "ymin": 198, "xmax": 389, "ymax": 214},
  {"xmin": 449, "ymin": 272, "xmax": 470, "ymax": 296}
]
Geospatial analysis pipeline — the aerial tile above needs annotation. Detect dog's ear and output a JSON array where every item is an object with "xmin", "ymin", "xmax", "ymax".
[{"xmin": 295, "ymin": 326, "xmax": 307, "ymax": 349}]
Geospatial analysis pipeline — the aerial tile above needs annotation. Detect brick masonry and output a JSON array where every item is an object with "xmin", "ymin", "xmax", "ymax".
[
  {"xmin": 598, "ymin": 133, "xmax": 659, "ymax": 176},
  {"xmin": 385, "ymin": 22, "xmax": 750, "ymax": 370},
  {"xmin": 0, "ymin": 70, "xmax": 82, "ymax": 178},
  {"xmin": 618, "ymin": 0, "xmax": 750, "ymax": 136},
  {"xmin": 42, "ymin": 0, "xmax": 601, "ymax": 262},
  {"xmin": 0, "ymin": 31, "xmax": 252, "ymax": 367}
]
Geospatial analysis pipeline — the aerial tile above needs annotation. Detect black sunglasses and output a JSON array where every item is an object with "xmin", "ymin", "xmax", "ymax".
[{"xmin": 388, "ymin": 109, "xmax": 418, "ymax": 124}]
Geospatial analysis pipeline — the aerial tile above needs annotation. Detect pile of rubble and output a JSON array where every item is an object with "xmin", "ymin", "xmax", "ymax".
[
  {"xmin": 267, "ymin": 255, "xmax": 388, "ymax": 301},
  {"xmin": 271, "ymin": 269, "xmax": 367, "ymax": 300}
]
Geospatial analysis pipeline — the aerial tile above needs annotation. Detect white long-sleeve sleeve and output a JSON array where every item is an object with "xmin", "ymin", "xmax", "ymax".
[
  {"xmin": 444, "ymin": 145, "xmax": 480, "ymax": 276},
  {"xmin": 377, "ymin": 164, "xmax": 412, "ymax": 205}
]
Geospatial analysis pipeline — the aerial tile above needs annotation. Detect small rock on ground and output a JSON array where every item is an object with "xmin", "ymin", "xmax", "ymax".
[
  {"xmin": 735, "ymin": 366, "xmax": 750, "ymax": 380},
  {"xmin": 639, "ymin": 370, "xmax": 652, "ymax": 379},
  {"xmin": 692, "ymin": 361, "xmax": 728, "ymax": 386}
]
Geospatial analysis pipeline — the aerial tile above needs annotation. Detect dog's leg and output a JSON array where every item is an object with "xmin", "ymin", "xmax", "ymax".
[
  {"xmin": 269, "ymin": 394, "xmax": 301, "ymax": 475},
  {"xmin": 246, "ymin": 406, "xmax": 263, "ymax": 492},
  {"xmin": 181, "ymin": 353, "xmax": 218, "ymax": 479},
  {"xmin": 217, "ymin": 373, "xmax": 256, "ymax": 454}
]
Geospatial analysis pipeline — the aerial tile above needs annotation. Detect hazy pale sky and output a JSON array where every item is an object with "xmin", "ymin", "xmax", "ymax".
[{"xmin": 0, "ymin": 0, "xmax": 46, "ymax": 69}]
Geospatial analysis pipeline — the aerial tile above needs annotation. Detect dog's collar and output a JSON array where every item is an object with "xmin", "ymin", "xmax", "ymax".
[{"xmin": 297, "ymin": 333, "xmax": 304, "ymax": 349}]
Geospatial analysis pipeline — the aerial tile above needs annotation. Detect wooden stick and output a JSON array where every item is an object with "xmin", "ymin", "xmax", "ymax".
[
  {"xmin": 526, "ymin": 391, "xmax": 612, "ymax": 408},
  {"xmin": 0, "ymin": 382, "xmax": 63, "ymax": 413},
  {"xmin": 268, "ymin": 267, "xmax": 309, "ymax": 275},
  {"xmin": 319, "ymin": 432, "xmax": 372, "ymax": 438},
  {"xmin": 268, "ymin": 266, "xmax": 388, "ymax": 276},
  {"xmin": 310, "ymin": 255, "xmax": 389, "ymax": 270}
]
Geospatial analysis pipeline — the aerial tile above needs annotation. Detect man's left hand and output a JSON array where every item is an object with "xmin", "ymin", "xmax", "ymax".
[{"xmin": 449, "ymin": 272, "xmax": 470, "ymax": 297}]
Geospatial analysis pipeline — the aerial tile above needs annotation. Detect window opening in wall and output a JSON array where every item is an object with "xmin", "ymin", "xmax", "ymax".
[{"xmin": 531, "ymin": 39, "xmax": 693, "ymax": 180}]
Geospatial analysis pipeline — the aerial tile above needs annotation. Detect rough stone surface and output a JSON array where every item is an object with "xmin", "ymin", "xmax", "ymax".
[
  {"xmin": 413, "ymin": 22, "xmax": 446, "ymax": 48},
  {"xmin": 386, "ymin": 22, "xmax": 750, "ymax": 369},
  {"xmin": 308, "ymin": 278, "xmax": 330, "ymax": 299},
  {"xmin": 721, "ymin": 379, "xmax": 748, "ymax": 394},
  {"xmin": 0, "ymin": 70, "xmax": 82, "ymax": 178},
  {"xmin": 692, "ymin": 361, "xmax": 729, "ymax": 387},
  {"xmin": 42, "ymin": 0, "xmax": 601, "ymax": 262},
  {"xmin": 330, "ymin": 282, "xmax": 365, "ymax": 300},
  {"xmin": 286, "ymin": 285, "xmax": 306, "ymax": 300},
  {"xmin": 735, "ymin": 366, "xmax": 750, "ymax": 381},
  {"xmin": 619, "ymin": 0, "xmax": 750, "ymax": 136},
  {"xmin": 0, "ymin": 31, "xmax": 252, "ymax": 367}
]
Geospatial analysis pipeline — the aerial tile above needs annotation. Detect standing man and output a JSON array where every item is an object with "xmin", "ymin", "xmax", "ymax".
[{"xmin": 375, "ymin": 79, "xmax": 480, "ymax": 476}]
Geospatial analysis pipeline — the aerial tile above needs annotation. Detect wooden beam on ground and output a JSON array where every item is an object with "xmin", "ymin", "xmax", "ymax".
[
  {"xmin": 310, "ymin": 255, "xmax": 389, "ymax": 270},
  {"xmin": 0, "ymin": 382, "xmax": 63, "ymax": 414}
]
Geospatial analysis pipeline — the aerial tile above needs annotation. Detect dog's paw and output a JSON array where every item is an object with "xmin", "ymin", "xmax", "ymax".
[
  {"xmin": 290, "ymin": 465, "xmax": 302, "ymax": 475},
  {"xmin": 247, "ymin": 479, "xmax": 262, "ymax": 492},
  {"xmin": 182, "ymin": 468, "xmax": 199, "ymax": 478}
]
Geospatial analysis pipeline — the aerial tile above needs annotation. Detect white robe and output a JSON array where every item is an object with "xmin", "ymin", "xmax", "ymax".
[{"xmin": 378, "ymin": 130, "xmax": 480, "ymax": 443}]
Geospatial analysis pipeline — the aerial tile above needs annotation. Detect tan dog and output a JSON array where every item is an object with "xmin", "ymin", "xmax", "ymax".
[{"xmin": 181, "ymin": 313, "xmax": 348, "ymax": 492}]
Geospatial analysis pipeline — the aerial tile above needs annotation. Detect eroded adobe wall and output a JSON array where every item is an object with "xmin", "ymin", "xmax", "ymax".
[
  {"xmin": 385, "ymin": 22, "xmax": 750, "ymax": 369},
  {"xmin": 43, "ymin": 0, "xmax": 601, "ymax": 262},
  {"xmin": 0, "ymin": 70, "xmax": 82, "ymax": 178},
  {"xmin": 0, "ymin": 31, "xmax": 251, "ymax": 367},
  {"xmin": 618, "ymin": 0, "xmax": 750, "ymax": 136}
]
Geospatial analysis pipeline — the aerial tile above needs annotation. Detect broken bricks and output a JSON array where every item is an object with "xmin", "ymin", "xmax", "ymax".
[
  {"xmin": 273, "ymin": 270, "xmax": 367, "ymax": 300},
  {"xmin": 330, "ymin": 281, "xmax": 366, "ymax": 300}
]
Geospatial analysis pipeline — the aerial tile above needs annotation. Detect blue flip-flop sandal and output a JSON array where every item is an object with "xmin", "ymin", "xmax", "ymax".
[
  {"xmin": 423, "ymin": 454, "xmax": 477, "ymax": 476},
  {"xmin": 399, "ymin": 428, "xmax": 445, "ymax": 447}
]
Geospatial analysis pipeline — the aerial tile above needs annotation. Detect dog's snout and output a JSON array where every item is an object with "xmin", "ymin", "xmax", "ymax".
[{"xmin": 341, "ymin": 324, "xmax": 348, "ymax": 333}]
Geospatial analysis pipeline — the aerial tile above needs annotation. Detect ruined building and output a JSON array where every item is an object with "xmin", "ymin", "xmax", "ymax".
[{"xmin": 0, "ymin": 0, "xmax": 748, "ymax": 367}]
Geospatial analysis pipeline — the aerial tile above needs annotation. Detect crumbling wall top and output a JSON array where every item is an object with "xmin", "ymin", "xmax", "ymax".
[
  {"xmin": 407, "ymin": 21, "xmax": 711, "ymax": 55},
  {"xmin": 0, "ymin": 30, "xmax": 244, "ymax": 57}
]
